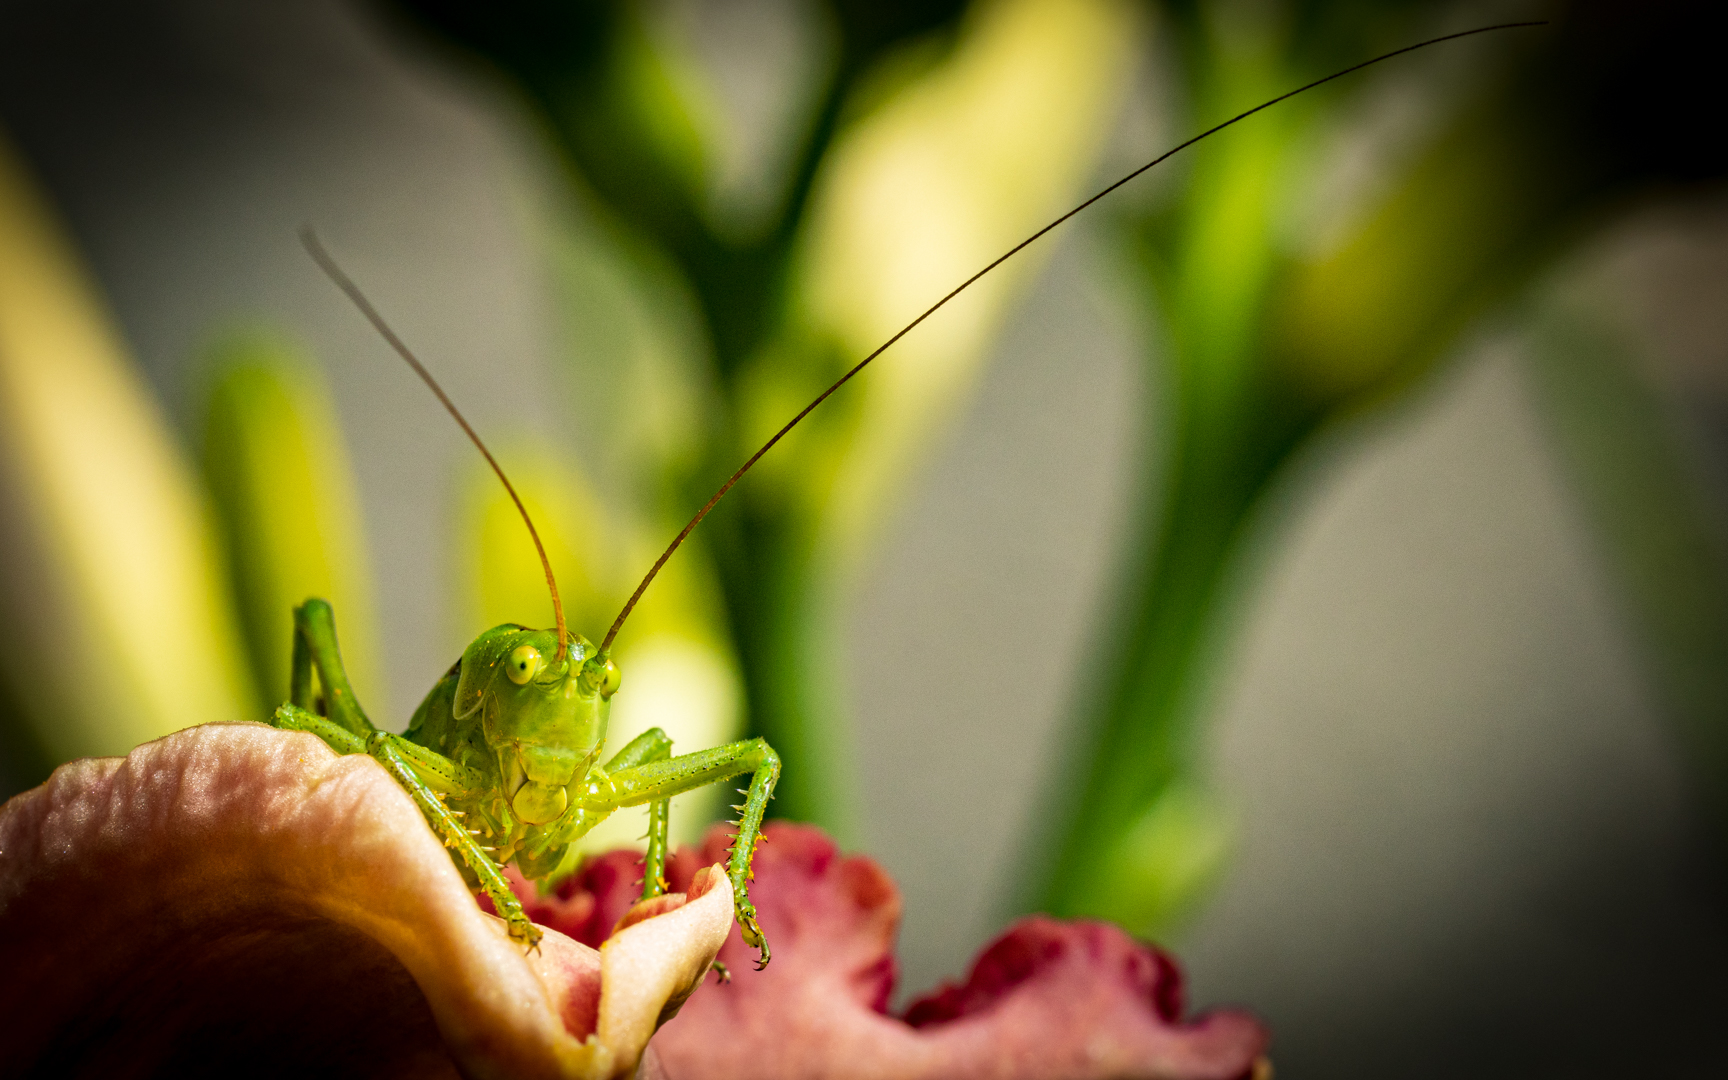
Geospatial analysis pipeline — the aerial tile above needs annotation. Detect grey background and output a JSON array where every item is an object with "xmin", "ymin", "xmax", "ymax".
[{"xmin": 1, "ymin": 0, "xmax": 1724, "ymax": 1076}]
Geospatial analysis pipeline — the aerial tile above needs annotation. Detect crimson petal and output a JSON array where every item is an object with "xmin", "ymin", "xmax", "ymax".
[{"xmin": 527, "ymin": 823, "xmax": 1269, "ymax": 1080}]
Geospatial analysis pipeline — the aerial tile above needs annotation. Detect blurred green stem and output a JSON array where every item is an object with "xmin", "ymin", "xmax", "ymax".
[
  {"xmin": 1045, "ymin": 351, "xmax": 1314, "ymax": 926},
  {"xmin": 1031, "ymin": 0, "xmax": 1707, "ymax": 926}
]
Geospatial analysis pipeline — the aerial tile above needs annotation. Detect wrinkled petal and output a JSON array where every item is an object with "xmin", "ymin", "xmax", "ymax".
[
  {"xmin": 522, "ymin": 823, "xmax": 1268, "ymax": 1080},
  {"xmin": 894, "ymin": 918, "xmax": 1265, "ymax": 1079},
  {"xmin": 0, "ymin": 724, "xmax": 732, "ymax": 1079}
]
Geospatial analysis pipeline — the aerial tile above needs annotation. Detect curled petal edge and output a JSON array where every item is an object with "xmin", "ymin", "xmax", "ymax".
[{"xmin": 0, "ymin": 723, "xmax": 732, "ymax": 1080}]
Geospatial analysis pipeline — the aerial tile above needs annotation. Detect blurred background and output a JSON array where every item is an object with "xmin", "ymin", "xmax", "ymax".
[{"xmin": 0, "ymin": 0, "xmax": 1725, "ymax": 1075}]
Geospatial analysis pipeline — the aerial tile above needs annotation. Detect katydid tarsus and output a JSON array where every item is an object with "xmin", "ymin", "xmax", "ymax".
[{"xmin": 271, "ymin": 20, "xmax": 1544, "ymax": 963}]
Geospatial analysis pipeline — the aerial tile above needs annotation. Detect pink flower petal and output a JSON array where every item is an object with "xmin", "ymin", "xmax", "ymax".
[
  {"xmin": 0, "ymin": 723, "xmax": 732, "ymax": 1079},
  {"xmin": 611, "ymin": 823, "xmax": 1270, "ymax": 1080},
  {"xmin": 896, "ymin": 918, "xmax": 1268, "ymax": 1079}
]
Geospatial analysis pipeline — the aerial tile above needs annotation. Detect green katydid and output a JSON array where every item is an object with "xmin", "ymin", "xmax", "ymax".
[{"xmin": 269, "ymin": 20, "xmax": 1545, "ymax": 965}]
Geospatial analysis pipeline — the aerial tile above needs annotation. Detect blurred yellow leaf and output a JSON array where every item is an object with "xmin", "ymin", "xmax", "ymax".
[
  {"xmin": 202, "ymin": 335, "xmax": 379, "ymax": 711},
  {"xmin": 459, "ymin": 445, "xmax": 613, "ymax": 644},
  {"xmin": 796, "ymin": 0, "xmax": 1140, "ymax": 567},
  {"xmin": 0, "ymin": 131, "xmax": 254, "ymax": 762}
]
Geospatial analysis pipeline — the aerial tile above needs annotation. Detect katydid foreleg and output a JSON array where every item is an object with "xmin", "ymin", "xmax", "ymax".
[
  {"xmin": 270, "ymin": 602, "xmax": 544, "ymax": 948},
  {"xmin": 601, "ymin": 728, "xmax": 676, "ymax": 899},
  {"xmin": 589, "ymin": 739, "xmax": 781, "ymax": 968}
]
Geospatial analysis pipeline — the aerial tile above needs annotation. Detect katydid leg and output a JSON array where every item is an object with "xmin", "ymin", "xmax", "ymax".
[
  {"xmin": 272, "ymin": 703, "xmax": 487, "ymax": 797},
  {"xmin": 271, "ymin": 702, "xmax": 366, "ymax": 755},
  {"xmin": 269, "ymin": 704, "xmax": 535, "ymax": 942},
  {"xmin": 388, "ymin": 735, "xmax": 490, "ymax": 795},
  {"xmin": 605, "ymin": 728, "xmax": 674, "ymax": 899},
  {"xmin": 643, "ymin": 800, "xmax": 671, "ymax": 900},
  {"xmin": 597, "ymin": 738, "xmax": 780, "ymax": 967},
  {"xmin": 291, "ymin": 598, "xmax": 374, "ymax": 738},
  {"xmin": 366, "ymin": 731, "xmax": 542, "ymax": 949},
  {"xmin": 605, "ymin": 727, "xmax": 673, "ymax": 769}
]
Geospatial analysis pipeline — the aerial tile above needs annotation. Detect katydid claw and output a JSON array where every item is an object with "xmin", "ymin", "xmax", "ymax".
[
  {"xmin": 738, "ymin": 909, "xmax": 770, "ymax": 969},
  {"xmin": 509, "ymin": 916, "xmax": 545, "ymax": 953}
]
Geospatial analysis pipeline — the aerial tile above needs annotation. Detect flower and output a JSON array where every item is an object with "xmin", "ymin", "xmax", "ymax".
[
  {"xmin": 0, "ymin": 725, "xmax": 1267, "ymax": 1080},
  {"xmin": 511, "ymin": 823, "xmax": 1272, "ymax": 1080},
  {"xmin": 0, "ymin": 724, "xmax": 730, "ymax": 1079}
]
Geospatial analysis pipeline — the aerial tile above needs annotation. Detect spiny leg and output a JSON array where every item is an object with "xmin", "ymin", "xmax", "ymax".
[
  {"xmin": 366, "ymin": 731, "xmax": 542, "ymax": 951},
  {"xmin": 385, "ymin": 732, "xmax": 490, "ymax": 794},
  {"xmin": 271, "ymin": 704, "xmax": 536, "ymax": 945},
  {"xmin": 643, "ymin": 800, "xmax": 670, "ymax": 900},
  {"xmin": 606, "ymin": 728, "xmax": 674, "ymax": 900},
  {"xmin": 279, "ymin": 605, "xmax": 539, "ymax": 945},
  {"xmin": 271, "ymin": 702, "xmax": 366, "ymax": 754},
  {"xmin": 597, "ymin": 738, "xmax": 780, "ymax": 967}
]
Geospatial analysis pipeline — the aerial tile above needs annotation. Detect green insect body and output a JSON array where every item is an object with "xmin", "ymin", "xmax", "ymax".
[
  {"xmin": 271, "ymin": 600, "xmax": 780, "ymax": 961},
  {"xmin": 283, "ymin": 231, "xmax": 784, "ymax": 964}
]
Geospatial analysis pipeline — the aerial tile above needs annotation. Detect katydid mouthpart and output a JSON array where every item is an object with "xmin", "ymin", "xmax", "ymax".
[{"xmin": 274, "ymin": 19, "xmax": 1545, "ymax": 962}]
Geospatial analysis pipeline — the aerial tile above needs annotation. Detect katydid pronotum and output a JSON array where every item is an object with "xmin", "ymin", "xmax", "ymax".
[{"xmin": 270, "ymin": 21, "xmax": 1544, "ymax": 965}]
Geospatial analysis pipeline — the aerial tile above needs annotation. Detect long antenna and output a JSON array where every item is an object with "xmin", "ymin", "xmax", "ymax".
[
  {"xmin": 602, "ymin": 20, "xmax": 1548, "ymax": 653},
  {"xmin": 602, "ymin": 19, "xmax": 1546, "ymax": 653},
  {"xmin": 301, "ymin": 228, "xmax": 570, "ymax": 661},
  {"xmin": 609, "ymin": 20, "xmax": 1551, "ymax": 650}
]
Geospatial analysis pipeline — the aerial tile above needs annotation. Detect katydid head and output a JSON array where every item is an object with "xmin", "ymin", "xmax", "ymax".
[{"xmin": 453, "ymin": 623, "xmax": 620, "ymax": 824}]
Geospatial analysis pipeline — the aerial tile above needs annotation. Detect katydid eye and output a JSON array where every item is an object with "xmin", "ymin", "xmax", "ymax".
[
  {"xmin": 599, "ymin": 658, "xmax": 621, "ymax": 699},
  {"xmin": 507, "ymin": 644, "xmax": 542, "ymax": 685}
]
